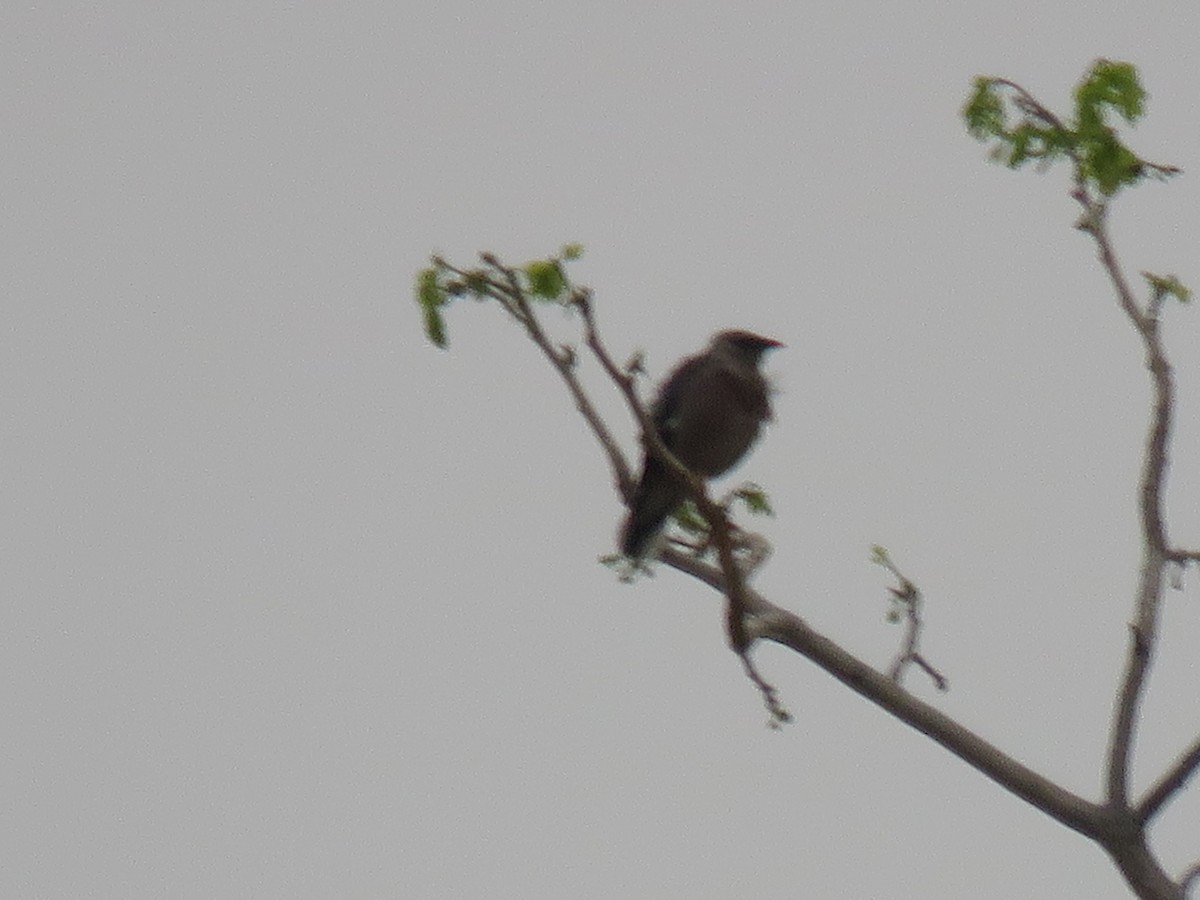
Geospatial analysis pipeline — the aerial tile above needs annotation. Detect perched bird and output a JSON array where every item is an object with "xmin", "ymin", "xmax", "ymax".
[{"xmin": 620, "ymin": 329, "xmax": 783, "ymax": 558}]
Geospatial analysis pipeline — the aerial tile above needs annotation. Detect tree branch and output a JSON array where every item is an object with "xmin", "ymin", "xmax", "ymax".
[
  {"xmin": 1080, "ymin": 191, "xmax": 1177, "ymax": 809},
  {"xmin": 432, "ymin": 247, "xmax": 1146, "ymax": 837},
  {"xmin": 662, "ymin": 549, "xmax": 1103, "ymax": 835},
  {"xmin": 1137, "ymin": 734, "xmax": 1200, "ymax": 824},
  {"xmin": 873, "ymin": 547, "xmax": 948, "ymax": 691},
  {"xmin": 1007, "ymin": 99, "xmax": 1185, "ymax": 811},
  {"xmin": 572, "ymin": 290, "xmax": 765, "ymax": 657},
  {"xmin": 438, "ymin": 255, "xmax": 635, "ymax": 498},
  {"xmin": 435, "ymin": 260, "xmax": 786, "ymax": 717},
  {"xmin": 985, "ymin": 70, "xmax": 1190, "ymax": 897},
  {"xmin": 428, "ymin": 117, "xmax": 1191, "ymax": 883}
]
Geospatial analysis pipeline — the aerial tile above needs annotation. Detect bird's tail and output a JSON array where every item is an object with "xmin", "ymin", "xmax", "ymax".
[{"xmin": 620, "ymin": 459, "xmax": 686, "ymax": 559}]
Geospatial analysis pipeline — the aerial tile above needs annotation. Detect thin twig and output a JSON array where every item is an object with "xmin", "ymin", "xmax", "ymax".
[
  {"xmin": 992, "ymin": 73, "xmax": 1190, "ymax": 890},
  {"xmin": 1088, "ymin": 187, "xmax": 1176, "ymax": 808},
  {"xmin": 576, "ymin": 289, "xmax": 760, "ymax": 654},
  {"xmin": 659, "ymin": 545, "xmax": 1103, "ymax": 835},
  {"xmin": 439, "ymin": 255, "xmax": 635, "ymax": 498},
  {"xmin": 874, "ymin": 549, "xmax": 948, "ymax": 691},
  {"xmin": 1166, "ymin": 549, "xmax": 1200, "ymax": 565},
  {"xmin": 466, "ymin": 260, "xmax": 784, "ymax": 712},
  {"xmin": 740, "ymin": 652, "xmax": 792, "ymax": 728},
  {"xmin": 1000, "ymin": 87, "xmax": 1185, "ymax": 810},
  {"xmin": 992, "ymin": 78, "xmax": 1070, "ymax": 132},
  {"xmin": 1137, "ymin": 735, "xmax": 1200, "ymax": 824}
]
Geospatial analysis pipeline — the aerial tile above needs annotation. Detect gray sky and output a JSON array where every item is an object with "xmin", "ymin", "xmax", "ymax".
[{"xmin": 4, "ymin": 3, "xmax": 1199, "ymax": 898}]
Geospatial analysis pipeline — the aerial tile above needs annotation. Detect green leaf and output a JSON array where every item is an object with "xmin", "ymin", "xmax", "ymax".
[
  {"xmin": 962, "ymin": 77, "xmax": 1005, "ymax": 140},
  {"xmin": 561, "ymin": 242, "xmax": 585, "ymax": 261},
  {"xmin": 524, "ymin": 259, "xmax": 566, "ymax": 299},
  {"xmin": 415, "ymin": 267, "xmax": 448, "ymax": 348},
  {"xmin": 1006, "ymin": 123, "xmax": 1069, "ymax": 168},
  {"xmin": 416, "ymin": 266, "xmax": 440, "ymax": 307},
  {"xmin": 1082, "ymin": 132, "xmax": 1142, "ymax": 195},
  {"xmin": 463, "ymin": 269, "xmax": 490, "ymax": 298},
  {"xmin": 672, "ymin": 500, "xmax": 707, "ymax": 535},
  {"xmin": 1143, "ymin": 272, "xmax": 1192, "ymax": 304},
  {"xmin": 965, "ymin": 62, "xmax": 1162, "ymax": 196},
  {"xmin": 423, "ymin": 304, "xmax": 447, "ymax": 347},
  {"xmin": 735, "ymin": 484, "xmax": 774, "ymax": 516},
  {"xmin": 1070, "ymin": 60, "xmax": 1148, "ymax": 195},
  {"xmin": 1074, "ymin": 59, "xmax": 1145, "ymax": 127},
  {"xmin": 963, "ymin": 78, "xmax": 1072, "ymax": 173}
]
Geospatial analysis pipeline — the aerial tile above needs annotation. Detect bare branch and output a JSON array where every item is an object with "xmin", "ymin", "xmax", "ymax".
[
  {"xmin": 991, "ymin": 76, "xmax": 1189, "ymax": 810},
  {"xmin": 914, "ymin": 657, "xmax": 948, "ymax": 691},
  {"xmin": 474, "ymin": 273, "xmax": 777, "ymax": 712},
  {"xmin": 739, "ymin": 652, "xmax": 792, "ymax": 728},
  {"xmin": 573, "ymin": 290, "xmax": 765, "ymax": 657},
  {"xmin": 991, "ymin": 78, "xmax": 1070, "ymax": 133},
  {"xmin": 660, "ymin": 544, "xmax": 1104, "ymax": 835},
  {"xmin": 1073, "ymin": 183, "xmax": 1151, "ymax": 333},
  {"xmin": 1104, "ymin": 837, "xmax": 1187, "ymax": 900},
  {"xmin": 873, "ymin": 548, "xmax": 948, "ymax": 691},
  {"xmin": 990, "ymin": 66, "xmax": 1187, "ymax": 840},
  {"xmin": 440, "ymin": 254, "xmax": 636, "ymax": 500},
  {"xmin": 1141, "ymin": 160, "xmax": 1184, "ymax": 181},
  {"xmin": 1088, "ymin": 201, "xmax": 1177, "ymax": 808},
  {"xmin": 432, "ymin": 189, "xmax": 1191, "ymax": 893},
  {"xmin": 972, "ymin": 65, "xmax": 1192, "ymax": 899},
  {"xmin": 1137, "ymin": 734, "xmax": 1200, "ymax": 824},
  {"xmin": 440, "ymin": 250, "xmax": 1104, "ymax": 828}
]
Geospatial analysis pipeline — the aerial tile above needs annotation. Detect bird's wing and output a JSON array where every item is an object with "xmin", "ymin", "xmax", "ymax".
[
  {"xmin": 650, "ymin": 354, "xmax": 707, "ymax": 442},
  {"xmin": 648, "ymin": 349, "xmax": 772, "ymax": 476}
]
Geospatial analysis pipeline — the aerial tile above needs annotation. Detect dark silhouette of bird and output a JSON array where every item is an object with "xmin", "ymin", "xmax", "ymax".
[{"xmin": 620, "ymin": 329, "xmax": 783, "ymax": 558}]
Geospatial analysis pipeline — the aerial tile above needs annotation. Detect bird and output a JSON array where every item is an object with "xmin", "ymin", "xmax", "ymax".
[{"xmin": 620, "ymin": 329, "xmax": 783, "ymax": 559}]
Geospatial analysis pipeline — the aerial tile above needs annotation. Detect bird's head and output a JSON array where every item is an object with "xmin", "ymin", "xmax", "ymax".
[{"xmin": 710, "ymin": 330, "xmax": 785, "ymax": 367}]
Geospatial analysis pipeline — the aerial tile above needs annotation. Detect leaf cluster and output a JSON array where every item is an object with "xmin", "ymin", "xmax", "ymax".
[
  {"xmin": 672, "ymin": 484, "xmax": 774, "ymax": 537},
  {"xmin": 963, "ymin": 59, "xmax": 1168, "ymax": 195},
  {"xmin": 414, "ymin": 244, "xmax": 585, "ymax": 348}
]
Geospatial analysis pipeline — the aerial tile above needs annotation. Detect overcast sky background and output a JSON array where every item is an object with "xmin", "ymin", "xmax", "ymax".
[{"xmin": 4, "ymin": 3, "xmax": 1199, "ymax": 898}]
